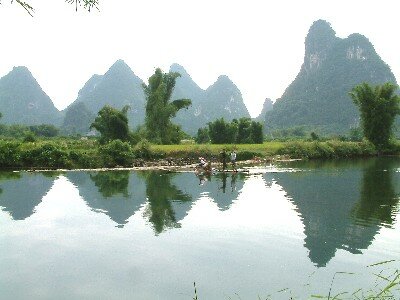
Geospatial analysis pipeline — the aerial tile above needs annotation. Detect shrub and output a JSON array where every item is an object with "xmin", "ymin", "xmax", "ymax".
[
  {"xmin": 23, "ymin": 132, "xmax": 37, "ymax": 143},
  {"xmin": 133, "ymin": 139, "xmax": 152, "ymax": 159},
  {"xmin": 277, "ymin": 141, "xmax": 376, "ymax": 159},
  {"xmin": 237, "ymin": 151, "xmax": 262, "ymax": 161},
  {"xmin": 0, "ymin": 141, "xmax": 22, "ymax": 168},
  {"xmin": 69, "ymin": 150, "xmax": 101, "ymax": 169},
  {"xmin": 99, "ymin": 139, "xmax": 134, "ymax": 167},
  {"xmin": 21, "ymin": 143, "xmax": 70, "ymax": 169}
]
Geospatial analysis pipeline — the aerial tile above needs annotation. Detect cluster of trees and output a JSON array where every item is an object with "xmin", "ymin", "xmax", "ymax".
[
  {"xmin": 196, "ymin": 118, "xmax": 263, "ymax": 144},
  {"xmin": 89, "ymin": 68, "xmax": 191, "ymax": 146},
  {"xmin": 0, "ymin": 123, "xmax": 59, "ymax": 138},
  {"xmin": 1, "ymin": 66, "xmax": 399, "ymax": 158}
]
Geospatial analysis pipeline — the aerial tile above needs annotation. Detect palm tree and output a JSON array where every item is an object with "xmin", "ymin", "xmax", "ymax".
[{"xmin": 143, "ymin": 68, "xmax": 191, "ymax": 144}]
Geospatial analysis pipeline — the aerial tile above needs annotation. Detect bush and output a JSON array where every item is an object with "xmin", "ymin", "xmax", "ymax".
[
  {"xmin": 99, "ymin": 139, "xmax": 134, "ymax": 167},
  {"xmin": 277, "ymin": 141, "xmax": 376, "ymax": 159},
  {"xmin": 0, "ymin": 141, "xmax": 22, "ymax": 168},
  {"xmin": 133, "ymin": 139, "xmax": 152, "ymax": 159},
  {"xmin": 237, "ymin": 151, "xmax": 262, "ymax": 161},
  {"xmin": 23, "ymin": 132, "xmax": 37, "ymax": 143},
  {"xmin": 21, "ymin": 143, "xmax": 70, "ymax": 169},
  {"xmin": 69, "ymin": 150, "xmax": 101, "ymax": 169}
]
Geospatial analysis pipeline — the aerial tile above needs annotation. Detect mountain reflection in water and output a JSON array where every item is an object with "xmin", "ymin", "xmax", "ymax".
[{"xmin": 0, "ymin": 157, "xmax": 399, "ymax": 268}]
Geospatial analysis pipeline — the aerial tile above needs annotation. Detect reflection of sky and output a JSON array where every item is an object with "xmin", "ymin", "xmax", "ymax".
[{"xmin": 0, "ymin": 174, "xmax": 399, "ymax": 299}]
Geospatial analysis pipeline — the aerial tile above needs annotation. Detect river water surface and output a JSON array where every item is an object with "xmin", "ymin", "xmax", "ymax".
[{"xmin": 0, "ymin": 158, "xmax": 399, "ymax": 299}]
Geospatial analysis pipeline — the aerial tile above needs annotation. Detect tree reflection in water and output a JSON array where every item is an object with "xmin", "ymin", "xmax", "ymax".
[
  {"xmin": 90, "ymin": 171, "xmax": 129, "ymax": 198},
  {"xmin": 352, "ymin": 158, "xmax": 399, "ymax": 227},
  {"xmin": 270, "ymin": 158, "xmax": 400, "ymax": 267},
  {"xmin": 141, "ymin": 172, "xmax": 192, "ymax": 234}
]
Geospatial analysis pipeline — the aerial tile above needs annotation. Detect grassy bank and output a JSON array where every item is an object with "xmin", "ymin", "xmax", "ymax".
[{"xmin": 0, "ymin": 138, "xmax": 398, "ymax": 170}]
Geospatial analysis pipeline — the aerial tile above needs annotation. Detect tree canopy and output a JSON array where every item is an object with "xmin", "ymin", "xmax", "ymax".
[
  {"xmin": 349, "ymin": 82, "xmax": 400, "ymax": 150},
  {"xmin": 90, "ymin": 105, "xmax": 130, "ymax": 144},
  {"xmin": 143, "ymin": 68, "xmax": 191, "ymax": 144},
  {"xmin": 201, "ymin": 117, "xmax": 264, "ymax": 144}
]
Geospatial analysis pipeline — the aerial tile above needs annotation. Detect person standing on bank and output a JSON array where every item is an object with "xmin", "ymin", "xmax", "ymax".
[{"xmin": 230, "ymin": 150, "xmax": 237, "ymax": 172}]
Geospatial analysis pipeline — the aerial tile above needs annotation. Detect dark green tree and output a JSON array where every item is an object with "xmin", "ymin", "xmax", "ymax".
[
  {"xmin": 195, "ymin": 127, "xmax": 210, "ymax": 144},
  {"xmin": 90, "ymin": 171, "xmax": 129, "ymax": 198},
  {"xmin": 349, "ymin": 82, "xmax": 400, "ymax": 150},
  {"xmin": 90, "ymin": 105, "xmax": 130, "ymax": 144},
  {"xmin": 29, "ymin": 124, "xmax": 59, "ymax": 137},
  {"xmin": 141, "ymin": 172, "xmax": 191, "ymax": 234},
  {"xmin": 236, "ymin": 118, "xmax": 252, "ymax": 144},
  {"xmin": 250, "ymin": 121, "xmax": 264, "ymax": 143},
  {"xmin": 208, "ymin": 118, "xmax": 238, "ymax": 144},
  {"xmin": 352, "ymin": 158, "xmax": 399, "ymax": 226},
  {"xmin": 143, "ymin": 68, "xmax": 191, "ymax": 144}
]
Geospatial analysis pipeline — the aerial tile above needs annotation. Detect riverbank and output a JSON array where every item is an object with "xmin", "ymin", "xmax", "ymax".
[{"xmin": 0, "ymin": 138, "xmax": 398, "ymax": 171}]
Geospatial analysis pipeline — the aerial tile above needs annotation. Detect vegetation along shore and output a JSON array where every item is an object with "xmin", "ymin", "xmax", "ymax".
[{"xmin": 0, "ymin": 138, "xmax": 398, "ymax": 171}]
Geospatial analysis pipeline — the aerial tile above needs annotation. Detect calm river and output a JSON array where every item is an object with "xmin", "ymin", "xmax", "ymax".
[{"xmin": 0, "ymin": 158, "xmax": 399, "ymax": 299}]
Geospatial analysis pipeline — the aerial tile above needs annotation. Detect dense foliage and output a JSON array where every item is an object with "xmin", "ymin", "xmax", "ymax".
[
  {"xmin": 350, "ymin": 82, "xmax": 400, "ymax": 150},
  {"xmin": 90, "ymin": 105, "xmax": 130, "ymax": 144},
  {"xmin": 198, "ymin": 118, "xmax": 263, "ymax": 144},
  {"xmin": 0, "ymin": 136, "xmax": 398, "ymax": 170},
  {"xmin": 0, "ymin": 124, "xmax": 59, "ymax": 138},
  {"xmin": 99, "ymin": 139, "xmax": 134, "ymax": 167},
  {"xmin": 143, "ymin": 68, "xmax": 191, "ymax": 144}
]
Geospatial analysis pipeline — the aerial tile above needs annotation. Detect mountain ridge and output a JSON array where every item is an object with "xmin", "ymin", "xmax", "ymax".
[
  {"xmin": 0, "ymin": 66, "xmax": 61, "ymax": 126},
  {"xmin": 265, "ymin": 19, "xmax": 397, "ymax": 134}
]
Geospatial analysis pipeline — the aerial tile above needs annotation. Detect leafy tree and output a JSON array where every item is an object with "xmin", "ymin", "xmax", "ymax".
[
  {"xmin": 207, "ymin": 118, "xmax": 238, "ymax": 144},
  {"xmin": 2, "ymin": 0, "xmax": 99, "ymax": 16},
  {"xmin": 195, "ymin": 127, "xmax": 210, "ymax": 144},
  {"xmin": 310, "ymin": 131, "xmax": 319, "ymax": 141},
  {"xmin": 250, "ymin": 121, "xmax": 264, "ymax": 143},
  {"xmin": 349, "ymin": 82, "xmax": 400, "ymax": 150},
  {"xmin": 236, "ymin": 118, "xmax": 252, "ymax": 144},
  {"xmin": 142, "ymin": 172, "xmax": 191, "ymax": 234},
  {"xmin": 204, "ymin": 118, "xmax": 263, "ymax": 144},
  {"xmin": 29, "ymin": 124, "xmax": 59, "ymax": 137},
  {"xmin": 90, "ymin": 171, "xmax": 129, "ymax": 198},
  {"xmin": 143, "ymin": 68, "xmax": 191, "ymax": 144},
  {"xmin": 90, "ymin": 105, "xmax": 130, "ymax": 144},
  {"xmin": 23, "ymin": 131, "xmax": 36, "ymax": 142},
  {"xmin": 99, "ymin": 140, "xmax": 133, "ymax": 167}
]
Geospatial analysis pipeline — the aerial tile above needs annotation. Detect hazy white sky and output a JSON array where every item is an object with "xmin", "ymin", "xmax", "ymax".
[{"xmin": 0, "ymin": 0, "xmax": 399, "ymax": 117}]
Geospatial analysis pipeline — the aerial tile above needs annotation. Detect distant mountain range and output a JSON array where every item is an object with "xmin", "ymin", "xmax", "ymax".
[
  {"xmin": 0, "ymin": 66, "xmax": 61, "ymax": 126},
  {"xmin": 171, "ymin": 63, "xmax": 250, "ymax": 133},
  {"xmin": 264, "ymin": 19, "xmax": 397, "ymax": 134},
  {"xmin": 62, "ymin": 60, "xmax": 147, "ymax": 133},
  {"xmin": 0, "ymin": 19, "xmax": 398, "ymax": 136},
  {"xmin": 63, "ymin": 61, "xmax": 251, "ymax": 135},
  {"xmin": 0, "ymin": 60, "xmax": 250, "ymax": 135}
]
